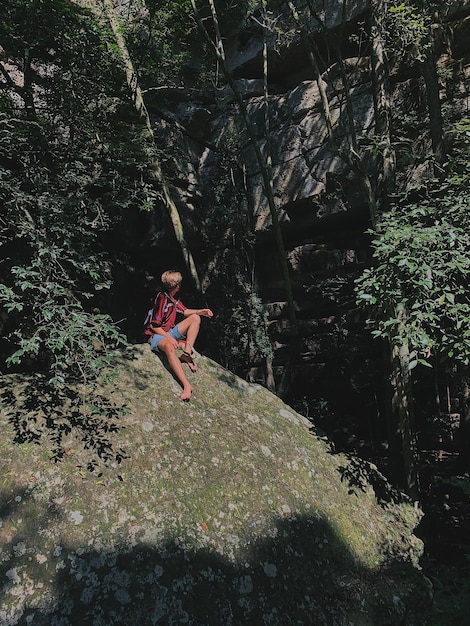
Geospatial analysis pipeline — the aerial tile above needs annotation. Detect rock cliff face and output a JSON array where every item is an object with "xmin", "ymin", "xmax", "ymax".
[
  {"xmin": 0, "ymin": 346, "xmax": 430, "ymax": 625},
  {"xmin": 145, "ymin": 0, "xmax": 470, "ymax": 425}
]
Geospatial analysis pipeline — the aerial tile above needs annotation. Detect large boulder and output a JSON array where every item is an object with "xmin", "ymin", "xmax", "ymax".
[{"xmin": 1, "ymin": 346, "xmax": 431, "ymax": 625}]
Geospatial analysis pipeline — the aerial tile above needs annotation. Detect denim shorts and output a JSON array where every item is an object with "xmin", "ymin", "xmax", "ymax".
[{"xmin": 149, "ymin": 325, "xmax": 185, "ymax": 352}]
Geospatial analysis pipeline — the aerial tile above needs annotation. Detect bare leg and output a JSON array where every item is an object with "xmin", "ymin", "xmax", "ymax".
[
  {"xmin": 177, "ymin": 314, "xmax": 200, "ymax": 350},
  {"xmin": 160, "ymin": 340, "xmax": 192, "ymax": 401},
  {"xmin": 176, "ymin": 315, "xmax": 200, "ymax": 371}
]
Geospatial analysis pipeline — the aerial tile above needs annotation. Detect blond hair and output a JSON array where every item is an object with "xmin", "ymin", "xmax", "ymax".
[{"xmin": 161, "ymin": 270, "xmax": 182, "ymax": 290}]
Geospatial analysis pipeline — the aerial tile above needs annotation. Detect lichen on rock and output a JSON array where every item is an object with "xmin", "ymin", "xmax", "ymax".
[{"xmin": 0, "ymin": 345, "xmax": 431, "ymax": 624}]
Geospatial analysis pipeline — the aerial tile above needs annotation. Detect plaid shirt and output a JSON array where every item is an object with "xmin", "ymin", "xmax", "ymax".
[{"xmin": 144, "ymin": 291, "xmax": 187, "ymax": 336}]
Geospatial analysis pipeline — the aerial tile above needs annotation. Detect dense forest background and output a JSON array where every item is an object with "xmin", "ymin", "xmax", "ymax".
[{"xmin": 1, "ymin": 0, "xmax": 469, "ymax": 621}]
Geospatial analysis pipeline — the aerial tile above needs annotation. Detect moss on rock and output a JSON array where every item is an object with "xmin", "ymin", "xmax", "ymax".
[{"xmin": 0, "ymin": 345, "xmax": 431, "ymax": 624}]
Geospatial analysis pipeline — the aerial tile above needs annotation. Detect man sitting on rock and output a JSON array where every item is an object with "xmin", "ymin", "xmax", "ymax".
[{"xmin": 144, "ymin": 270, "xmax": 213, "ymax": 401}]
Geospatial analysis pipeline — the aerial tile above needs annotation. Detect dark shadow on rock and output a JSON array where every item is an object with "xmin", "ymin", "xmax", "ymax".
[
  {"xmin": 0, "ymin": 486, "xmax": 66, "ymax": 610},
  {"xmin": 218, "ymin": 370, "xmax": 257, "ymax": 393},
  {"xmin": 0, "ymin": 497, "xmax": 431, "ymax": 626},
  {"xmin": 152, "ymin": 348, "xmax": 175, "ymax": 374},
  {"xmin": 335, "ymin": 452, "xmax": 409, "ymax": 507},
  {"xmin": 216, "ymin": 364, "xmax": 408, "ymax": 511},
  {"xmin": 115, "ymin": 344, "xmax": 156, "ymax": 391},
  {"xmin": 1, "ymin": 346, "xmax": 143, "ymax": 471},
  {"xmin": 1, "ymin": 375, "xmax": 127, "ymax": 471},
  {"xmin": 149, "ymin": 346, "xmax": 200, "ymax": 393},
  {"xmin": 0, "ymin": 487, "xmax": 29, "ymax": 521}
]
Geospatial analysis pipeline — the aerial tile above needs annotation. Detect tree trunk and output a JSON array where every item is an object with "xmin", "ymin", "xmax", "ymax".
[
  {"xmin": 369, "ymin": 1, "xmax": 419, "ymax": 498},
  {"xmin": 101, "ymin": 0, "xmax": 200, "ymax": 290},
  {"xmin": 457, "ymin": 370, "xmax": 470, "ymax": 472},
  {"xmin": 260, "ymin": 9, "xmax": 278, "ymax": 395},
  {"xmin": 287, "ymin": 1, "xmax": 333, "ymax": 139},
  {"xmin": 301, "ymin": 0, "xmax": 379, "ymax": 226},
  {"xmin": 191, "ymin": 0, "xmax": 299, "ymax": 397},
  {"xmin": 421, "ymin": 42, "xmax": 446, "ymax": 165},
  {"xmin": 23, "ymin": 48, "xmax": 36, "ymax": 119},
  {"xmin": 390, "ymin": 313, "xmax": 420, "ymax": 500},
  {"xmin": 370, "ymin": 0, "xmax": 396, "ymax": 209}
]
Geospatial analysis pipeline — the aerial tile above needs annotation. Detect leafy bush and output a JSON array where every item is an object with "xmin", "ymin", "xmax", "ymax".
[
  {"xmin": 0, "ymin": 1, "xmax": 154, "ymax": 464},
  {"xmin": 356, "ymin": 143, "xmax": 470, "ymax": 370}
]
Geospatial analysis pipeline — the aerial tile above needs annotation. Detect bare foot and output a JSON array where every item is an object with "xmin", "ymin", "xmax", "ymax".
[{"xmin": 180, "ymin": 386, "xmax": 192, "ymax": 401}]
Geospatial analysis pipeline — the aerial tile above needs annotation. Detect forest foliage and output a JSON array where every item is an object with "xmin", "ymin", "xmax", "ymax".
[
  {"xmin": 0, "ymin": 0, "xmax": 469, "ymax": 481},
  {"xmin": 0, "ymin": 0, "xmax": 149, "ymax": 462},
  {"xmin": 356, "ymin": 143, "xmax": 470, "ymax": 371},
  {"xmin": 1, "ymin": 2, "xmax": 469, "ymax": 622}
]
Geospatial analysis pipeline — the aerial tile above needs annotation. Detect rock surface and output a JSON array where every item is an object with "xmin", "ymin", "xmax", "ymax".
[
  {"xmin": 146, "ymin": 0, "xmax": 470, "ymax": 420},
  {"xmin": 1, "ymin": 346, "xmax": 430, "ymax": 625}
]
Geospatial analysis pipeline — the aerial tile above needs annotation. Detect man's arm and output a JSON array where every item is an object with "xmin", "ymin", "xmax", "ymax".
[{"xmin": 183, "ymin": 308, "xmax": 214, "ymax": 318}]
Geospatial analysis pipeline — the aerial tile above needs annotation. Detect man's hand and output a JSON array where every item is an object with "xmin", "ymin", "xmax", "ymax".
[
  {"xmin": 199, "ymin": 308, "xmax": 213, "ymax": 318},
  {"xmin": 168, "ymin": 337, "xmax": 180, "ymax": 350}
]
